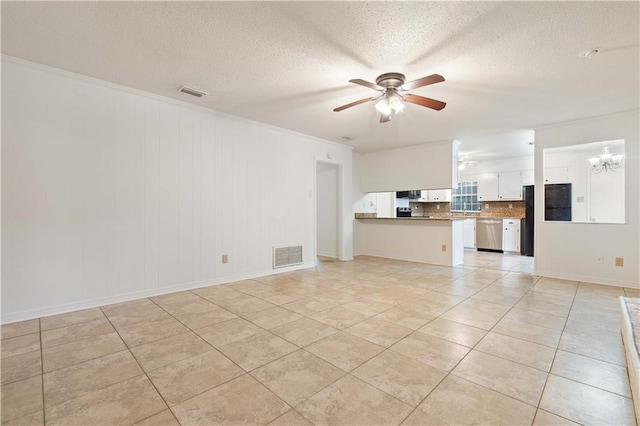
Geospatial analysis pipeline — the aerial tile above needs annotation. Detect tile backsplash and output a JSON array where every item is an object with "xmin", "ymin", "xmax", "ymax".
[{"xmin": 410, "ymin": 200, "xmax": 525, "ymax": 218}]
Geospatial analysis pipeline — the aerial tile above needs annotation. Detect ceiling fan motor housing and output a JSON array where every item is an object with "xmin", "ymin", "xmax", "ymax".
[{"xmin": 375, "ymin": 73, "xmax": 406, "ymax": 88}]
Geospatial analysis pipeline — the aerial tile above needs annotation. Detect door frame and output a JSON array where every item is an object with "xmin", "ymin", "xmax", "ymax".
[{"xmin": 314, "ymin": 159, "xmax": 344, "ymax": 262}]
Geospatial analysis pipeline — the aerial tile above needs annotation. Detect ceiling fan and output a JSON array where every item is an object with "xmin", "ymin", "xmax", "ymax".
[{"xmin": 333, "ymin": 72, "xmax": 446, "ymax": 123}]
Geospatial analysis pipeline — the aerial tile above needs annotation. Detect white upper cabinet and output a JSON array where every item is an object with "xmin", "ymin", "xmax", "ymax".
[
  {"xmin": 544, "ymin": 166, "xmax": 572, "ymax": 184},
  {"xmin": 477, "ymin": 173, "xmax": 499, "ymax": 201},
  {"xmin": 416, "ymin": 189, "xmax": 451, "ymax": 202},
  {"xmin": 427, "ymin": 189, "xmax": 451, "ymax": 201},
  {"xmin": 498, "ymin": 171, "xmax": 523, "ymax": 200},
  {"xmin": 522, "ymin": 169, "xmax": 534, "ymax": 186},
  {"xmin": 477, "ymin": 171, "xmax": 523, "ymax": 201}
]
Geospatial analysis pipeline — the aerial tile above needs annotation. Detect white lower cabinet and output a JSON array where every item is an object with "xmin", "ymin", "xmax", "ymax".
[
  {"xmin": 502, "ymin": 219, "xmax": 520, "ymax": 252},
  {"xmin": 463, "ymin": 218, "xmax": 476, "ymax": 249}
]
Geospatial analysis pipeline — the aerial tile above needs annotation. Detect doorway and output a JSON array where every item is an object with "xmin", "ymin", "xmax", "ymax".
[{"xmin": 316, "ymin": 161, "xmax": 341, "ymax": 261}]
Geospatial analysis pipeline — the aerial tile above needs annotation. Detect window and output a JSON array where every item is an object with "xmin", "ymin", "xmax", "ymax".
[{"xmin": 451, "ymin": 181, "xmax": 481, "ymax": 212}]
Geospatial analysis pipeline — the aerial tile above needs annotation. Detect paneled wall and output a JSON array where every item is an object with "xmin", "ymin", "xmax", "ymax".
[{"xmin": 1, "ymin": 57, "xmax": 353, "ymax": 322}]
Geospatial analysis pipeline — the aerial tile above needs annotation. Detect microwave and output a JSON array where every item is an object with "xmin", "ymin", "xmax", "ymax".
[{"xmin": 396, "ymin": 190, "xmax": 420, "ymax": 199}]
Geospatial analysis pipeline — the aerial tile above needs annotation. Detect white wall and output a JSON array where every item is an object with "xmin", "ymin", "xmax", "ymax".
[
  {"xmin": 460, "ymin": 156, "xmax": 534, "ymax": 181},
  {"xmin": 358, "ymin": 140, "xmax": 458, "ymax": 192},
  {"xmin": 376, "ymin": 193, "xmax": 396, "ymax": 218},
  {"xmin": 352, "ymin": 153, "xmax": 373, "ymax": 257},
  {"xmin": 534, "ymin": 111, "xmax": 639, "ymax": 287},
  {"xmin": 352, "ymin": 153, "xmax": 377, "ymax": 214},
  {"xmin": 1, "ymin": 57, "xmax": 353, "ymax": 322},
  {"xmin": 316, "ymin": 163, "xmax": 338, "ymax": 258}
]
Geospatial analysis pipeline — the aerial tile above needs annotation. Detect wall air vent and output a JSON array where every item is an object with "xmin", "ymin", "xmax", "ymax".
[
  {"xmin": 178, "ymin": 86, "xmax": 207, "ymax": 98},
  {"xmin": 273, "ymin": 245, "xmax": 303, "ymax": 269}
]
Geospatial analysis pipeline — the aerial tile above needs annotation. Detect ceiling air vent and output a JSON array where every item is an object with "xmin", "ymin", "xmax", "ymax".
[{"xmin": 178, "ymin": 86, "xmax": 207, "ymax": 98}]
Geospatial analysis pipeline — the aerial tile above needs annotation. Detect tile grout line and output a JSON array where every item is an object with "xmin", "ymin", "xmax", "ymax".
[
  {"xmin": 16, "ymin": 255, "xmax": 629, "ymax": 425},
  {"xmin": 97, "ymin": 305, "xmax": 178, "ymax": 424},
  {"xmin": 149, "ymin": 267, "xmax": 470, "ymax": 424},
  {"xmin": 146, "ymin": 297, "xmax": 307, "ymax": 424},
  {"xmin": 395, "ymin": 273, "xmax": 539, "ymax": 425},
  {"xmin": 193, "ymin": 270, "xmax": 626, "ymax": 425},
  {"xmin": 39, "ymin": 318, "xmax": 46, "ymax": 425},
  {"xmin": 145, "ymin": 297, "xmax": 253, "ymax": 371},
  {"xmin": 532, "ymin": 281, "xmax": 634, "ymax": 422},
  {"xmin": 109, "ymin": 297, "xmax": 303, "ymax": 422},
  {"xmin": 299, "ymin": 268, "xmax": 505, "ymax": 399},
  {"xmin": 531, "ymin": 282, "xmax": 579, "ymax": 425},
  {"xmin": 143, "ymin": 294, "xmax": 308, "ymax": 422},
  {"xmin": 323, "ymin": 269, "xmax": 505, "ymax": 424}
]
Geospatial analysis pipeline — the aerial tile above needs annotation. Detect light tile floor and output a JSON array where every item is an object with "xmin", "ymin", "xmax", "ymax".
[{"xmin": 1, "ymin": 253, "xmax": 638, "ymax": 425}]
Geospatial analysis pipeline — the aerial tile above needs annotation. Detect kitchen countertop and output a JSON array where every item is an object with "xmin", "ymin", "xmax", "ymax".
[
  {"xmin": 355, "ymin": 216, "xmax": 465, "ymax": 221},
  {"xmin": 354, "ymin": 213, "xmax": 522, "ymax": 220},
  {"xmin": 454, "ymin": 216, "xmax": 524, "ymax": 220}
]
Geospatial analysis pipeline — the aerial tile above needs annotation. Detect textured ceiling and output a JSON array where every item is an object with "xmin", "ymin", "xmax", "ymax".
[{"xmin": 2, "ymin": 1, "xmax": 639, "ymax": 155}]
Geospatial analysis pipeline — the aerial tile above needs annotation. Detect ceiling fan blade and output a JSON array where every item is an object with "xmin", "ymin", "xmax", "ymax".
[
  {"xmin": 333, "ymin": 97, "xmax": 375, "ymax": 112},
  {"xmin": 349, "ymin": 79, "xmax": 383, "ymax": 91},
  {"xmin": 380, "ymin": 114, "xmax": 392, "ymax": 123},
  {"xmin": 402, "ymin": 74, "xmax": 445, "ymax": 91},
  {"xmin": 404, "ymin": 94, "xmax": 447, "ymax": 111}
]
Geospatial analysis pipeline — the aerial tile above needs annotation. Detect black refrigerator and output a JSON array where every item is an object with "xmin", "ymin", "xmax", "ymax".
[
  {"xmin": 545, "ymin": 184, "xmax": 572, "ymax": 221},
  {"xmin": 521, "ymin": 185, "xmax": 534, "ymax": 257}
]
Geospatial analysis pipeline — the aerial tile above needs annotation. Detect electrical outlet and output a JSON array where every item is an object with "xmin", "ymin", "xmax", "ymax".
[
  {"xmin": 222, "ymin": 254, "xmax": 229, "ymax": 264},
  {"xmin": 595, "ymin": 256, "xmax": 604, "ymax": 264},
  {"xmin": 615, "ymin": 257, "xmax": 624, "ymax": 267},
  {"xmin": 509, "ymin": 203, "xmax": 513, "ymax": 209},
  {"xmin": 436, "ymin": 205, "xmax": 440, "ymax": 210},
  {"xmin": 485, "ymin": 204, "xmax": 489, "ymax": 209},
  {"xmin": 441, "ymin": 244, "xmax": 447, "ymax": 252}
]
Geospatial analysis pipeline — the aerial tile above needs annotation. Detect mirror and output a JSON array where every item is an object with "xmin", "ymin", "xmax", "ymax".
[{"xmin": 543, "ymin": 139, "xmax": 625, "ymax": 223}]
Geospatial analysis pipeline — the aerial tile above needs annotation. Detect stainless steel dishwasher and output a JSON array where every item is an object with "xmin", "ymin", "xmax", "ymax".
[{"xmin": 476, "ymin": 218, "xmax": 503, "ymax": 252}]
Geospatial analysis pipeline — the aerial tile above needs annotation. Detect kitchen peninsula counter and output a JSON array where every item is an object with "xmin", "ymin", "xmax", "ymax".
[
  {"xmin": 354, "ymin": 215, "xmax": 464, "ymax": 266},
  {"xmin": 356, "ymin": 216, "xmax": 465, "ymax": 221}
]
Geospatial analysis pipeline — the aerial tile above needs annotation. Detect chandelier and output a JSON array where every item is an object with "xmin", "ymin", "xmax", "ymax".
[{"xmin": 588, "ymin": 147, "xmax": 624, "ymax": 173}]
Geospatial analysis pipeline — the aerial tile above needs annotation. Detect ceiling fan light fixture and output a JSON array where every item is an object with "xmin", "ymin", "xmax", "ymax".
[
  {"xmin": 375, "ymin": 98, "xmax": 392, "ymax": 115},
  {"xmin": 458, "ymin": 159, "xmax": 478, "ymax": 170},
  {"xmin": 389, "ymin": 96, "xmax": 404, "ymax": 113}
]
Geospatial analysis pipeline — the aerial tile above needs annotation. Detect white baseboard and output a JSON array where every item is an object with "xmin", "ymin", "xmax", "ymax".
[
  {"xmin": 534, "ymin": 269, "xmax": 636, "ymax": 288},
  {"xmin": 317, "ymin": 251, "xmax": 338, "ymax": 258},
  {"xmin": 619, "ymin": 297, "xmax": 640, "ymax": 424},
  {"xmin": 1, "ymin": 262, "xmax": 316, "ymax": 324}
]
